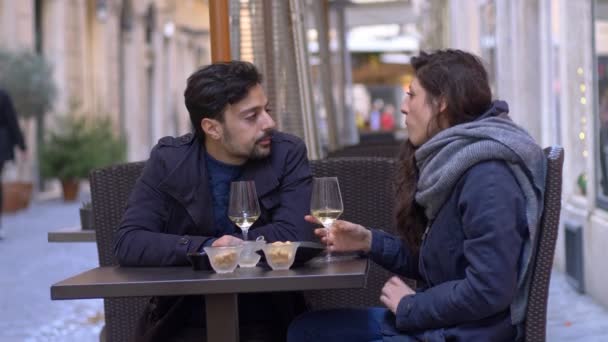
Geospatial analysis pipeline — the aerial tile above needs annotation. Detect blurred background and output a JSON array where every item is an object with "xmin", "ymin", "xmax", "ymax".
[{"xmin": 2, "ymin": 0, "xmax": 608, "ymax": 341}]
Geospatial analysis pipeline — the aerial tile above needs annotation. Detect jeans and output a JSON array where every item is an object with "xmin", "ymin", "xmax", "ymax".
[{"xmin": 287, "ymin": 307, "xmax": 387, "ymax": 342}]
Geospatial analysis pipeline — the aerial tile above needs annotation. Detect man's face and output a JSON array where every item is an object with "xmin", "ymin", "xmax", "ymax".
[{"xmin": 218, "ymin": 84, "xmax": 276, "ymax": 163}]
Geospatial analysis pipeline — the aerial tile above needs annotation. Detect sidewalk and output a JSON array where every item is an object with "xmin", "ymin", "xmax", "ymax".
[
  {"xmin": 547, "ymin": 271, "xmax": 608, "ymax": 341},
  {"xmin": 1, "ymin": 197, "xmax": 608, "ymax": 341},
  {"xmin": 0, "ymin": 195, "xmax": 103, "ymax": 342}
]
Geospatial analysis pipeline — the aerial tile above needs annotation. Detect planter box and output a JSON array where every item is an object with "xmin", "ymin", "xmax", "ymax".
[{"xmin": 2, "ymin": 181, "xmax": 33, "ymax": 213}]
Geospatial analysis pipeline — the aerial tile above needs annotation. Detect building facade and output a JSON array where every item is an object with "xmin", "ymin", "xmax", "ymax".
[
  {"xmin": 448, "ymin": 0, "xmax": 608, "ymax": 308},
  {"xmin": 0, "ymin": 0, "xmax": 211, "ymax": 176}
]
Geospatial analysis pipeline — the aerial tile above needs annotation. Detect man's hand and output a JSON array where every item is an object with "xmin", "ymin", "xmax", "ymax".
[
  {"xmin": 380, "ymin": 276, "xmax": 416, "ymax": 314},
  {"xmin": 212, "ymin": 235, "xmax": 243, "ymax": 247}
]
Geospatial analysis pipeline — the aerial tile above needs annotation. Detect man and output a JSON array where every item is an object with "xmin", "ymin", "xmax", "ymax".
[
  {"xmin": 114, "ymin": 61, "xmax": 314, "ymax": 341},
  {"xmin": 0, "ymin": 88, "xmax": 26, "ymax": 239}
]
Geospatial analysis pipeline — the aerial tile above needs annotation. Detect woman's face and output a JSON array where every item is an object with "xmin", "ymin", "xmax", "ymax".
[{"xmin": 401, "ymin": 78, "xmax": 438, "ymax": 146}]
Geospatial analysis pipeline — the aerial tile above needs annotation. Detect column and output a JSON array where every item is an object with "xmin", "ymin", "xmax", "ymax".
[
  {"xmin": 121, "ymin": 5, "xmax": 148, "ymax": 161},
  {"xmin": 448, "ymin": 0, "xmax": 480, "ymax": 55},
  {"xmin": 495, "ymin": 0, "xmax": 542, "ymax": 142},
  {"xmin": 334, "ymin": 3, "xmax": 358, "ymax": 146},
  {"xmin": 0, "ymin": 0, "xmax": 34, "ymax": 50},
  {"xmin": 312, "ymin": 0, "xmax": 339, "ymax": 151},
  {"xmin": 107, "ymin": 15, "xmax": 122, "ymax": 124},
  {"xmin": 151, "ymin": 22, "xmax": 165, "ymax": 145},
  {"xmin": 42, "ymin": 0, "xmax": 68, "ymax": 114},
  {"xmin": 539, "ymin": 0, "xmax": 557, "ymax": 147}
]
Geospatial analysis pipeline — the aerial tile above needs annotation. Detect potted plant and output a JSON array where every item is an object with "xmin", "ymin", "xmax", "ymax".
[
  {"xmin": 0, "ymin": 49, "xmax": 56, "ymax": 211},
  {"xmin": 1, "ymin": 181, "xmax": 32, "ymax": 212},
  {"xmin": 577, "ymin": 172, "xmax": 587, "ymax": 196},
  {"xmin": 80, "ymin": 201, "xmax": 94, "ymax": 230},
  {"xmin": 40, "ymin": 112, "xmax": 126, "ymax": 201}
]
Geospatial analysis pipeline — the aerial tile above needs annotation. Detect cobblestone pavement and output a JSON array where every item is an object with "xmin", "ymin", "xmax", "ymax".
[
  {"xmin": 0, "ymin": 195, "xmax": 103, "ymax": 342},
  {"xmin": 2, "ymin": 197, "xmax": 608, "ymax": 341},
  {"xmin": 547, "ymin": 271, "xmax": 608, "ymax": 341}
]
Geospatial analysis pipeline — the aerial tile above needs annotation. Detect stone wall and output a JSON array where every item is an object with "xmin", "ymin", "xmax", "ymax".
[{"xmin": 0, "ymin": 0, "xmax": 211, "ymax": 164}]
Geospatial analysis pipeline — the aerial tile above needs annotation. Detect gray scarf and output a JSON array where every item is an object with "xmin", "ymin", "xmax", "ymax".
[{"xmin": 415, "ymin": 101, "xmax": 547, "ymax": 326}]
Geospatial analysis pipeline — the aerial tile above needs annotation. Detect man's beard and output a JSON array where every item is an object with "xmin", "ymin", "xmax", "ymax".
[
  {"xmin": 249, "ymin": 144, "xmax": 271, "ymax": 160},
  {"xmin": 223, "ymin": 130, "xmax": 273, "ymax": 161}
]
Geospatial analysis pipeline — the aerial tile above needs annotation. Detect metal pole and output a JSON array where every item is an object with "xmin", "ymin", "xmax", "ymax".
[
  {"xmin": 209, "ymin": 0, "xmax": 231, "ymax": 62},
  {"xmin": 335, "ymin": 3, "xmax": 358, "ymax": 146}
]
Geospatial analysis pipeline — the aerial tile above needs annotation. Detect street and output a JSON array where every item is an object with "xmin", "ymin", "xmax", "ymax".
[
  {"xmin": 0, "ymin": 196, "xmax": 102, "ymax": 342},
  {"xmin": 1, "ymin": 195, "xmax": 608, "ymax": 341}
]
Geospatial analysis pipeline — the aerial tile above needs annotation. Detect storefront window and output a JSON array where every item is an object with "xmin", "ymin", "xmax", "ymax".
[{"xmin": 594, "ymin": 0, "xmax": 608, "ymax": 206}]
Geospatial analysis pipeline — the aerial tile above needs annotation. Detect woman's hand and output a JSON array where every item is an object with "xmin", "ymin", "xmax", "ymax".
[
  {"xmin": 305, "ymin": 215, "xmax": 372, "ymax": 253},
  {"xmin": 380, "ymin": 276, "xmax": 416, "ymax": 314}
]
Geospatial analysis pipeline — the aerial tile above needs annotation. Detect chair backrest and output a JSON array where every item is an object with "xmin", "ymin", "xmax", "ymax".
[
  {"xmin": 327, "ymin": 143, "xmax": 401, "ymax": 159},
  {"xmin": 90, "ymin": 161, "xmax": 147, "ymax": 342},
  {"xmin": 90, "ymin": 157, "xmax": 409, "ymax": 338},
  {"xmin": 359, "ymin": 131, "xmax": 398, "ymax": 145},
  {"xmin": 524, "ymin": 146, "xmax": 564, "ymax": 342},
  {"xmin": 305, "ymin": 157, "xmax": 412, "ymax": 309}
]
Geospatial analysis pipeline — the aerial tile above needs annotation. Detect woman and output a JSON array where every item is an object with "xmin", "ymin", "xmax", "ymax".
[
  {"xmin": 0, "ymin": 88, "xmax": 26, "ymax": 240},
  {"xmin": 288, "ymin": 50, "xmax": 546, "ymax": 341}
]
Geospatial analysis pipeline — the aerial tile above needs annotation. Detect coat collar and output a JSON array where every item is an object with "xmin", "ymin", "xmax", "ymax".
[
  {"xmin": 158, "ymin": 136, "xmax": 279, "ymax": 228},
  {"xmin": 240, "ymin": 156, "xmax": 279, "ymax": 198}
]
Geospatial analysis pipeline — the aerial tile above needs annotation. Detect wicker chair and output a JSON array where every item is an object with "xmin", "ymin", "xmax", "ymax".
[
  {"xmin": 90, "ymin": 157, "xmax": 402, "ymax": 339},
  {"xmin": 90, "ymin": 162, "xmax": 148, "ymax": 342},
  {"xmin": 327, "ymin": 143, "xmax": 401, "ymax": 159},
  {"xmin": 359, "ymin": 131, "xmax": 398, "ymax": 145},
  {"xmin": 89, "ymin": 148, "xmax": 563, "ymax": 340},
  {"xmin": 524, "ymin": 146, "xmax": 564, "ymax": 342},
  {"xmin": 305, "ymin": 157, "xmax": 410, "ymax": 309}
]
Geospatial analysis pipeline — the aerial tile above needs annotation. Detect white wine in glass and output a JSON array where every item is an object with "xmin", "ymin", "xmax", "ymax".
[
  {"xmin": 228, "ymin": 215, "xmax": 260, "ymax": 230},
  {"xmin": 228, "ymin": 181, "xmax": 261, "ymax": 241},
  {"xmin": 310, "ymin": 209, "xmax": 342, "ymax": 228},
  {"xmin": 310, "ymin": 177, "xmax": 343, "ymax": 262}
]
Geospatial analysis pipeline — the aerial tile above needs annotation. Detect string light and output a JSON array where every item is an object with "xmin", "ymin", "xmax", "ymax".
[{"xmin": 578, "ymin": 68, "xmax": 588, "ymax": 192}]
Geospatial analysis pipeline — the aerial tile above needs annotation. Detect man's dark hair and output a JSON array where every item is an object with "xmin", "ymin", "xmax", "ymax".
[{"xmin": 184, "ymin": 61, "xmax": 263, "ymax": 140}]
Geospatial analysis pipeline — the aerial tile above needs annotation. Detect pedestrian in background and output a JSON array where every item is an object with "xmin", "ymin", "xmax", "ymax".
[{"xmin": 0, "ymin": 88, "xmax": 26, "ymax": 239}]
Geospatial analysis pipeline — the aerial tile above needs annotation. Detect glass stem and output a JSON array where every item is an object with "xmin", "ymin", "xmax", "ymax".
[{"xmin": 242, "ymin": 229, "xmax": 249, "ymax": 241}]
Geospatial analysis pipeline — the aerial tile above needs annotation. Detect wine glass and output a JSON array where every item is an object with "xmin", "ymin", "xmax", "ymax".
[
  {"xmin": 228, "ymin": 181, "xmax": 260, "ymax": 241},
  {"xmin": 310, "ymin": 177, "xmax": 343, "ymax": 262}
]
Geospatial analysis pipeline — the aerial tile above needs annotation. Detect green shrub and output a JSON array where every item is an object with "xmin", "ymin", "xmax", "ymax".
[
  {"xmin": 0, "ymin": 49, "xmax": 56, "ymax": 119},
  {"xmin": 40, "ymin": 114, "xmax": 126, "ymax": 181}
]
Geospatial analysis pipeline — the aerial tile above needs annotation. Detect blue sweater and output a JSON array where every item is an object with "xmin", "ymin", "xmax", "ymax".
[
  {"xmin": 205, "ymin": 152, "xmax": 243, "ymax": 236},
  {"xmin": 370, "ymin": 160, "xmax": 527, "ymax": 342}
]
